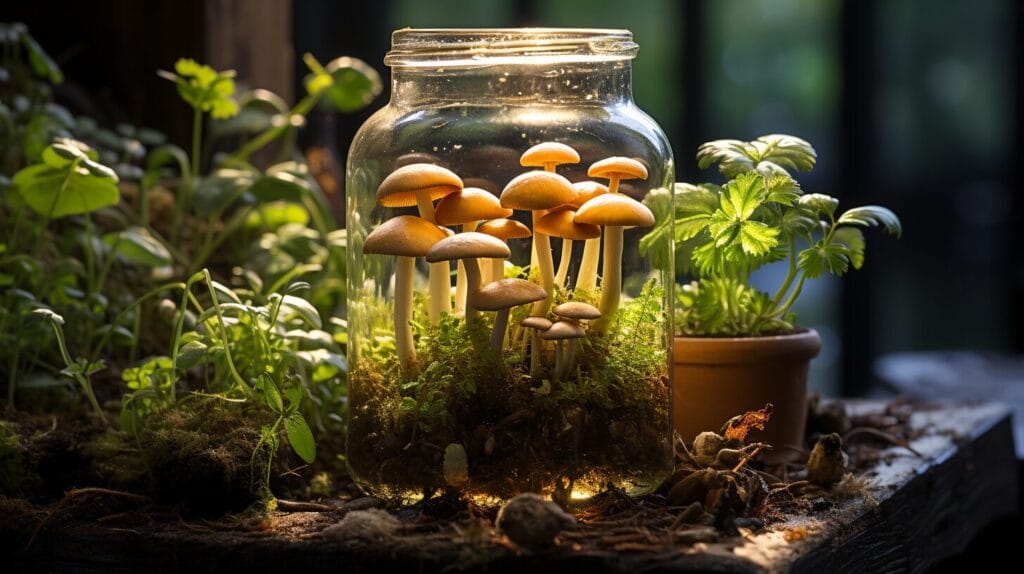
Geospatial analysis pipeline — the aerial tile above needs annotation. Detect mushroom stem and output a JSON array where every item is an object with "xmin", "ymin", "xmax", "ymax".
[
  {"xmin": 565, "ymin": 339, "xmax": 577, "ymax": 377},
  {"xmin": 553, "ymin": 340, "xmax": 565, "ymax": 381},
  {"xmin": 490, "ymin": 308, "xmax": 510, "ymax": 352},
  {"xmin": 592, "ymin": 225, "xmax": 623, "ymax": 334},
  {"xmin": 554, "ymin": 238, "xmax": 572, "ymax": 288},
  {"xmin": 463, "ymin": 258, "xmax": 482, "ymax": 327},
  {"xmin": 530, "ymin": 211, "xmax": 555, "ymax": 315},
  {"xmin": 413, "ymin": 192, "xmax": 451, "ymax": 324},
  {"xmin": 576, "ymin": 236, "xmax": 601, "ymax": 292},
  {"xmin": 490, "ymin": 258, "xmax": 504, "ymax": 284},
  {"xmin": 453, "ymin": 221, "xmax": 479, "ymax": 314},
  {"xmin": 394, "ymin": 256, "xmax": 418, "ymax": 376},
  {"xmin": 529, "ymin": 330, "xmax": 541, "ymax": 377}
]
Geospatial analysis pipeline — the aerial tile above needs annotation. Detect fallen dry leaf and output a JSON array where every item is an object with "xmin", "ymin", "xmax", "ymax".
[{"xmin": 723, "ymin": 403, "xmax": 774, "ymax": 442}]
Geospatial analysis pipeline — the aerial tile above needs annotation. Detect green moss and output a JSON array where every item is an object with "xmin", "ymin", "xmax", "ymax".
[
  {"xmin": 139, "ymin": 397, "xmax": 272, "ymax": 515},
  {"xmin": 309, "ymin": 471, "xmax": 333, "ymax": 498},
  {"xmin": 82, "ymin": 430, "xmax": 148, "ymax": 491},
  {"xmin": 346, "ymin": 280, "xmax": 671, "ymax": 502},
  {"xmin": 0, "ymin": 421, "xmax": 26, "ymax": 494}
]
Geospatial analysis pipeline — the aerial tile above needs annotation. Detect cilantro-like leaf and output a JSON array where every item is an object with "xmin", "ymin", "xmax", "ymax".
[
  {"xmin": 833, "ymin": 226, "xmax": 866, "ymax": 269},
  {"xmin": 799, "ymin": 193, "xmax": 840, "ymax": 218},
  {"xmin": 161, "ymin": 59, "xmax": 240, "ymax": 119},
  {"xmin": 13, "ymin": 140, "xmax": 119, "ymax": 217},
  {"xmin": 837, "ymin": 205, "xmax": 902, "ymax": 237}
]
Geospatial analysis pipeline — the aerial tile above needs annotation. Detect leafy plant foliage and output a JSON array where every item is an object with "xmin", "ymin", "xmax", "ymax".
[{"xmin": 644, "ymin": 134, "xmax": 901, "ymax": 336}]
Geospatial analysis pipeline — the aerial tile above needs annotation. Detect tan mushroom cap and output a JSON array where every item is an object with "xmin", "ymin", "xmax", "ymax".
[
  {"xmin": 477, "ymin": 218, "xmax": 532, "ymax": 240},
  {"xmin": 569, "ymin": 181, "xmax": 609, "ymax": 209},
  {"xmin": 575, "ymin": 193, "xmax": 655, "ymax": 228},
  {"xmin": 535, "ymin": 206, "xmax": 600, "ymax": 240},
  {"xmin": 425, "ymin": 231, "xmax": 511, "ymax": 263},
  {"xmin": 553, "ymin": 301, "xmax": 601, "ymax": 321},
  {"xmin": 376, "ymin": 163, "xmax": 463, "ymax": 208},
  {"xmin": 520, "ymin": 142, "xmax": 580, "ymax": 169},
  {"xmin": 363, "ymin": 215, "xmax": 448, "ymax": 257},
  {"xmin": 520, "ymin": 316, "xmax": 553, "ymax": 331},
  {"xmin": 500, "ymin": 171, "xmax": 575, "ymax": 211},
  {"xmin": 470, "ymin": 278, "xmax": 547, "ymax": 311},
  {"xmin": 588, "ymin": 157, "xmax": 649, "ymax": 182},
  {"xmin": 540, "ymin": 320, "xmax": 585, "ymax": 340},
  {"xmin": 435, "ymin": 188, "xmax": 513, "ymax": 226}
]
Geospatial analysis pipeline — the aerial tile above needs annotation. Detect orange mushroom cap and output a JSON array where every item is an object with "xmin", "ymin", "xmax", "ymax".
[
  {"xmin": 363, "ymin": 215, "xmax": 448, "ymax": 257},
  {"xmin": 434, "ymin": 187, "xmax": 513, "ymax": 226},
  {"xmin": 477, "ymin": 218, "xmax": 532, "ymax": 240},
  {"xmin": 500, "ymin": 171, "xmax": 575, "ymax": 211},
  {"xmin": 587, "ymin": 157, "xmax": 648, "ymax": 182},
  {"xmin": 520, "ymin": 142, "xmax": 580, "ymax": 169},
  {"xmin": 535, "ymin": 206, "xmax": 600, "ymax": 240},
  {"xmin": 376, "ymin": 163, "xmax": 463, "ymax": 208},
  {"xmin": 574, "ymin": 193, "xmax": 655, "ymax": 228}
]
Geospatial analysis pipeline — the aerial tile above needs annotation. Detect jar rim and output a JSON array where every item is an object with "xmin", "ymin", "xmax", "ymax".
[{"xmin": 385, "ymin": 28, "xmax": 638, "ymax": 67}]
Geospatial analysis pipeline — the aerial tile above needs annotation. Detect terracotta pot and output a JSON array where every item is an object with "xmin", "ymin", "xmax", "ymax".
[{"xmin": 673, "ymin": 330, "xmax": 821, "ymax": 463}]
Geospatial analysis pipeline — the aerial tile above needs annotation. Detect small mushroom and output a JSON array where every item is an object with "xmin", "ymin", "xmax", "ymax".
[
  {"xmin": 500, "ymin": 171, "xmax": 575, "ymax": 315},
  {"xmin": 551, "ymin": 301, "xmax": 600, "ymax": 373},
  {"xmin": 807, "ymin": 433, "xmax": 848, "ymax": 487},
  {"xmin": 377, "ymin": 163, "xmax": 463, "ymax": 324},
  {"xmin": 471, "ymin": 279, "xmax": 547, "ymax": 352},
  {"xmin": 570, "ymin": 181, "xmax": 610, "ymax": 292},
  {"xmin": 520, "ymin": 316, "xmax": 552, "ymax": 377},
  {"xmin": 425, "ymin": 232, "xmax": 511, "ymax": 329},
  {"xmin": 477, "ymin": 218, "xmax": 532, "ymax": 283},
  {"xmin": 587, "ymin": 156, "xmax": 648, "ymax": 195},
  {"xmin": 435, "ymin": 188, "xmax": 513, "ymax": 311},
  {"xmin": 574, "ymin": 193, "xmax": 654, "ymax": 334},
  {"xmin": 363, "ymin": 215, "xmax": 448, "ymax": 376},
  {"xmin": 519, "ymin": 142, "xmax": 580, "ymax": 173},
  {"xmin": 536, "ymin": 206, "xmax": 600, "ymax": 289},
  {"xmin": 540, "ymin": 320, "xmax": 585, "ymax": 380}
]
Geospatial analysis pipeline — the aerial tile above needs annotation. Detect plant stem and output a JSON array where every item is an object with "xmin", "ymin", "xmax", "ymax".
[
  {"xmin": 772, "ymin": 273, "xmax": 807, "ymax": 320},
  {"xmin": 191, "ymin": 108, "xmax": 202, "ymax": 179},
  {"xmin": 50, "ymin": 320, "xmax": 106, "ymax": 423},
  {"xmin": 228, "ymin": 93, "xmax": 319, "ymax": 165},
  {"xmin": 591, "ymin": 225, "xmax": 623, "ymax": 334},
  {"xmin": 769, "ymin": 238, "xmax": 798, "ymax": 310},
  {"xmin": 393, "ymin": 256, "xmax": 417, "ymax": 376},
  {"xmin": 202, "ymin": 270, "xmax": 250, "ymax": 391}
]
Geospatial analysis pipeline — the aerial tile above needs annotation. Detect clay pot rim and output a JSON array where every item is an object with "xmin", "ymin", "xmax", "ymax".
[{"xmin": 674, "ymin": 328, "xmax": 821, "ymax": 365}]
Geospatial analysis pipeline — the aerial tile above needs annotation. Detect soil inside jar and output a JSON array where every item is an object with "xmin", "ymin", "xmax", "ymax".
[{"xmin": 346, "ymin": 280, "xmax": 670, "ymax": 504}]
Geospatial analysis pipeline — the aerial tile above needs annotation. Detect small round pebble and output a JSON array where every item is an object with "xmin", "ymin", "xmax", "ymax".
[{"xmin": 495, "ymin": 493, "xmax": 577, "ymax": 549}]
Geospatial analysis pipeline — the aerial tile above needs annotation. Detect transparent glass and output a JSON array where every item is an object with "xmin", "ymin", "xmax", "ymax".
[{"xmin": 346, "ymin": 28, "xmax": 674, "ymax": 503}]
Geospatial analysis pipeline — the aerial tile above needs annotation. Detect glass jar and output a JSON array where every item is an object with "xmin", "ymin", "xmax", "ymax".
[{"xmin": 346, "ymin": 28, "xmax": 674, "ymax": 503}]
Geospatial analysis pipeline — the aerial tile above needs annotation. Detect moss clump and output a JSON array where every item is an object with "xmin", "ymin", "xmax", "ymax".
[
  {"xmin": 346, "ymin": 281, "xmax": 671, "ymax": 502},
  {"xmin": 82, "ymin": 430, "xmax": 149, "ymax": 491},
  {"xmin": 0, "ymin": 421, "xmax": 26, "ymax": 494},
  {"xmin": 139, "ymin": 398, "xmax": 271, "ymax": 515}
]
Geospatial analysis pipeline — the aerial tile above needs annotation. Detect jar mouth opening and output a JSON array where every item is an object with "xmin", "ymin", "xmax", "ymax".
[{"xmin": 385, "ymin": 28, "xmax": 638, "ymax": 67}]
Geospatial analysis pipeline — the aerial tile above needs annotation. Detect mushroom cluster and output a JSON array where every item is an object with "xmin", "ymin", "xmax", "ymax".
[{"xmin": 362, "ymin": 142, "xmax": 655, "ymax": 379}]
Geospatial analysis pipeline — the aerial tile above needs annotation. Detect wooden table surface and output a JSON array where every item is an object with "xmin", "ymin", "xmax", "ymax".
[{"xmin": 6, "ymin": 401, "xmax": 1018, "ymax": 573}]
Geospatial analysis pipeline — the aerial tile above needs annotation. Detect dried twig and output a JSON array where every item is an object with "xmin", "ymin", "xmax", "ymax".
[
  {"xmin": 843, "ymin": 427, "xmax": 922, "ymax": 457},
  {"xmin": 27, "ymin": 488, "xmax": 150, "ymax": 550}
]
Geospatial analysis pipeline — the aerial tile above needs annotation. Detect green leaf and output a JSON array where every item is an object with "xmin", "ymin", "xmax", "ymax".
[
  {"xmin": 250, "ymin": 171, "xmax": 308, "ymax": 202},
  {"xmin": 322, "ymin": 57, "xmax": 382, "ymax": 113},
  {"xmin": 279, "ymin": 295, "xmax": 322, "ymax": 329},
  {"xmin": 144, "ymin": 144, "xmax": 190, "ymax": 189},
  {"xmin": 833, "ymin": 226, "xmax": 866, "ymax": 270},
  {"xmin": 764, "ymin": 174, "xmax": 801, "ymax": 206},
  {"xmin": 103, "ymin": 227, "xmax": 172, "ymax": 266},
  {"xmin": 13, "ymin": 144, "xmax": 119, "ymax": 217},
  {"xmin": 697, "ymin": 134, "xmax": 816, "ymax": 178},
  {"xmin": 738, "ymin": 221, "xmax": 780, "ymax": 256},
  {"xmin": 720, "ymin": 172, "xmax": 763, "ymax": 220},
  {"xmin": 283, "ymin": 385, "xmax": 302, "ymax": 414},
  {"xmin": 261, "ymin": 374, "xmax": 284, "ymax": 413},
  {"xmin": 284, "ymin": 413, "xmax": 316, "ymax": 463},
  {"xmin": 22, "ymin": 33, "xmax": 62, "ymax": 83},
  {"xmin": 798, "ymin": 240, "xmax": 850, "ymax": 278},
  {"xmin": 162, "ymin": 59, "xmax": 239, "ymax": 118},
  {"xmin": 799, "ymin": 193, "xmax": 839, "ymax": 218},
  {"xmin": 176, "ymin": 340, "xmax": 209, "ymax": 369},
  {"xmin": 244, "ymin": 201, "xmax": 309, "ymax": 230},
  {"xmin": 837, "ymin": 205, "xmax": 902, "ymax": 237}
]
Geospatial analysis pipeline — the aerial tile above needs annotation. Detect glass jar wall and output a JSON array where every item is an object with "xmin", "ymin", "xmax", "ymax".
[{"xmin": 346, "ymin": 29, "xmax": 674, "ymax": 503}]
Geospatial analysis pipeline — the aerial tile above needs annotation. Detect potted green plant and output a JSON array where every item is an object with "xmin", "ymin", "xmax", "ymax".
[{"xmin": 642, "ymin": 134, "xmax": 901, "ymax": 460}]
